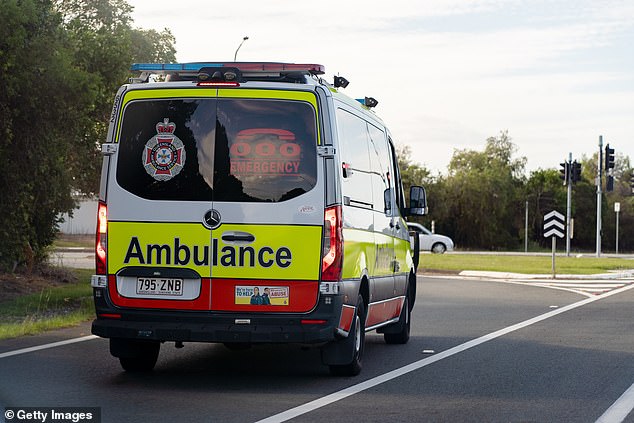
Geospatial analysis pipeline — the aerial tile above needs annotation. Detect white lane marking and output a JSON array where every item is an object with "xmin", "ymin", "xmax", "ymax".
[
  {"xmin": 595, "ymin": 382, "xmax": 634, "ymax": 423},
  {"xmin": 0, "ymin": 335, "xmax": 98, "ymax": 359},
  {"xmin": 255, "ymin": 283, "xmax": 634, "ymax": 423},
  {"xmin": 535, "ymin": 284, "xmax": 625, "ymax": 289}
]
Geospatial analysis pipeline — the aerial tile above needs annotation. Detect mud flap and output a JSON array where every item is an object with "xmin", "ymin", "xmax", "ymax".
[
  {"xmin": 110, "ymin": 338, "xmax": 159, "ymax": 358},
  {"xmin": 321, "ymin": 331, "xmax": 356, "ymax": 365}
]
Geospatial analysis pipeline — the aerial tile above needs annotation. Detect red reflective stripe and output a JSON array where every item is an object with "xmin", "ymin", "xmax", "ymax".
[
  {"xmin": 338, "ymin": 304, "xmax": 356, "ymax": 332},
  {"xmin": 98, "ymin": 313, "xmax": 121, "ymax": 319},
  {"xmin": 301, "ymin": 319, "xmax": 327, "ymax": 325},
  {"xmin": 366, "ymin": 297, "xmax": 405, "ymax": 328}
]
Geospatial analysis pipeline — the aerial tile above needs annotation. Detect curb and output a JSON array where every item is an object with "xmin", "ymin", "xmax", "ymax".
[{"xmin": 458, "ymin": 270, "xmax": 634, "ymax": 280}]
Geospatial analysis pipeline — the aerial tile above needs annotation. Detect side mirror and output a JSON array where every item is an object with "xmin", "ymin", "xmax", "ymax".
[
  {"xmin": 383, "ymin": 188, "xmax": 392, "ymax": 215},
  {"xmin": 407, "ymin": 186, "xmax": 427, "ymax": 216}
]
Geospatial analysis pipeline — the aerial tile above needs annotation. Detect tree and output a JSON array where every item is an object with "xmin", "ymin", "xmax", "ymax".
[
  {"xmin": 55, "ymin": 0, "xmax": 177, "ymax": 195},
  {"xmin": 0, "ymin": 0, "xmax": 96, "ymax": 270},
  {"xmin": 524, "ymin": 169, "xmax": 567, "ymax": 248},
  {"xmin": 395, "ymin": 144, "xmax": 445, "ymax": 228},
  {"xmin": 443, "ymin": 131, "xmax": 526, "ymax": 249},
  {"xmin": 130, "ymin": 28, "xmax": 176, "ymax": 63},
  {"xmin": 396, "ymin": 144, "xmax": 434, "ymax": 196},
  {"xmin": 0, "ymin": 0, "xmax": 177, "ymax": 271}
]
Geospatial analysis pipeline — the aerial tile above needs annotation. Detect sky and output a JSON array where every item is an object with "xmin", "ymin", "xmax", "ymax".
[{"xmin": 127, "ymin": 0, "xmax": 634, "ymax": 176}]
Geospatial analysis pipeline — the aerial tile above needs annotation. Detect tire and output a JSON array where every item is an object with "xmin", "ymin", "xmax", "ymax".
[
  {"xmin": 329, "ymin": 295, "xmax": 365, "ymax": 376},
  {"xmin": 384, "ymin": 295, "xmax": 410, "ymax": 344},
  {"xmin": 431, "ymin": 242, "xmax": 447, "ymax": 254},
  {"xmin": 115, "ymin": 340, "xmax": 160, "ymax": 372}
]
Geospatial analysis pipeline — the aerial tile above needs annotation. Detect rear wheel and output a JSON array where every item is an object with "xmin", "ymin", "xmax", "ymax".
[
  {"xmin": 111, "ymin": 339, "xmax": 160, "ymax": 372},
  {"xmin": 329, "ymin": 295, "xmax": 365, "ymax": 376}
]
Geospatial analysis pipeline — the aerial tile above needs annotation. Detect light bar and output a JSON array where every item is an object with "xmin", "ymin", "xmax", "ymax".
[{"xmin": 131, "ymin": 62, "xmax": 325, "ymax": 74}]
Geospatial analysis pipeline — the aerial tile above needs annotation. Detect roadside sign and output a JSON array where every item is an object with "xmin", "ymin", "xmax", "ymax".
[
  {"xmin": 543, "ymin": 210, "xmax": 565, "ymax": 239},
  {"xmin": 614, "ymin": 202, "xmax": 620, "ymax": 212},
  {"xmin": 543, "ymin": 210, "xmax": 565, "ymax": 279}
]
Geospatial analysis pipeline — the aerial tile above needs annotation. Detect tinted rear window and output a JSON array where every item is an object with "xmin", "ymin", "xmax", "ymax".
[{"xmin": 116, "ymin": 97, "xmax": 317, "ymax": 202}]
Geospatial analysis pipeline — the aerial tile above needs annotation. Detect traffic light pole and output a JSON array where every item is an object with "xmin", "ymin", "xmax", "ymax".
[
  {"xmin": 596, "ymin": 136, "xmax": 603, "ymax": 258},
  {"xmin": 566, "ymin": 153, "xmax": 572, "ymax": 257}
]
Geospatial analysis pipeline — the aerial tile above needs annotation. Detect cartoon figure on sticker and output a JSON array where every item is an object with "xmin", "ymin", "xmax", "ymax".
[{"xmin": 143, "ymin": 118, "xmax": 186, "ymax": 181}]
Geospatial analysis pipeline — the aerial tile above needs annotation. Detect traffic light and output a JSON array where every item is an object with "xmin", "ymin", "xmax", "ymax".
[
  {"xmin": 606, "ymin": 175, "xmax": 614, "ymax": 192},
  {"xmin": 630, "ymin": 172, "xmax": 634, "ymax": 195},
  {"xmin": 605, "ymin": 144, "xmax": 615, "ymax": 170},
  {"xmin": 571, "ymin": 161, "xmax": 582, "ymax": 183},
  {"xmin": 559, "ymin": 162, "xmax": 569, "ymax": 186}
]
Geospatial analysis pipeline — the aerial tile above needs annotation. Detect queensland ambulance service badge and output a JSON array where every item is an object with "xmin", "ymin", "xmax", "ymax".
[{"xmin": 143, "ymin": 118, "xmax": 186, "ymax": 181}]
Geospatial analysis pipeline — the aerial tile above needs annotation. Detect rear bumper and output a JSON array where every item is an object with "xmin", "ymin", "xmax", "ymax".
[
  {"xmin": 92, "ymin": 316, "xmax": 336, "ymax": 344},
  {"xmin": 91, "ymin": 287, "xmax": 343, "ymax": 344}
]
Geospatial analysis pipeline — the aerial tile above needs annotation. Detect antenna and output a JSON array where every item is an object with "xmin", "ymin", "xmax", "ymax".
[{"xmin": 234, "ymin": 36, "xmax": 249, "ymax": 61}]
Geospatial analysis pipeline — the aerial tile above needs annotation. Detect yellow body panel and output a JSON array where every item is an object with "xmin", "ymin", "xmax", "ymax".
[{"xmin": 108, "ymin": 222, "xmax": 322, "ymax": 280}]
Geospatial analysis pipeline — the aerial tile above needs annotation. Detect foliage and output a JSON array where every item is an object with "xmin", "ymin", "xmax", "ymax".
[
  {"xmin": 441, "ymin": 131, "xmax": 526, "ymax": 249},
  {"xmin": 56, "ymin": 0, "xmax": 177, "ymax": 195},
  {"xmin": 0, "ymin": 0, "xmax": 95, "ymax": 270},
  {"xmin": 396, "ymin": 131, "xmax": 634, "ymax": 252},
  {"xmin": 0, "ymin": 0, "xmax": 176, "ymax": 271}
]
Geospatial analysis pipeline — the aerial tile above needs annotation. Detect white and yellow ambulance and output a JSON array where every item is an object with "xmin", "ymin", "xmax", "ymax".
[{"xmin": 91, "ymin": 62, "xmax": 427, "ymax": 375}]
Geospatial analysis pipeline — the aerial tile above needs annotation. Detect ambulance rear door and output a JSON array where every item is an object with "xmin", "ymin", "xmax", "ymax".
[{"xmin": 207, "ymin": 88, "xmax": 324, "ymax": 313}]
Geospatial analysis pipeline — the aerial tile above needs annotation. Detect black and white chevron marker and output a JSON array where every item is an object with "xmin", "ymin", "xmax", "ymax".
[{"xmin": 543, "ymin": 210, "xmax": 565, "ymax": 239}]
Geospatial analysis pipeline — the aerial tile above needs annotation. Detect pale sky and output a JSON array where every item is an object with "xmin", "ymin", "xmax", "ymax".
[{"xmin": 127, "ymin": 0, "xmax": 634, "ymax": 176}]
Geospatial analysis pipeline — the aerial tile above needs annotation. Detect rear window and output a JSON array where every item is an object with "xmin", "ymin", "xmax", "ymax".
[{"xmin": 116, "ymin": 97, "xmax": 317, "ymax": 202}]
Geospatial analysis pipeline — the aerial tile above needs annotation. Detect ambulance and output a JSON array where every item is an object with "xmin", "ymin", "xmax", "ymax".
[{"xmin": 91, "ymin": 62, "xmax": 427, "ymax": 376}]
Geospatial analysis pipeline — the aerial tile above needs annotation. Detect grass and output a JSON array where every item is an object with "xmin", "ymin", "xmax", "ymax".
[
  {"xmin": 420, "ymin": 253, "xmax": 634, "ymax": 275},
  {"xmin": 53, "ymin": 234, "xmax": 93, "ymax": 249},
  {"xmin": 0, "ymin": 269, "xmax": 94, "ymax": 340}
]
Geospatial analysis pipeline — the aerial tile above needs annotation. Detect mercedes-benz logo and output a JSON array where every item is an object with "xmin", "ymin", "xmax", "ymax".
[{"xmin": 203, "ymin": 209, "xmax": 221, "ymax": 229}]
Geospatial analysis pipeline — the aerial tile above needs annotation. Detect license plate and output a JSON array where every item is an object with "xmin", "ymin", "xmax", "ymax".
[{"xmin": 136, "ymin": 277, "xmax": 183, "ymax": 296}]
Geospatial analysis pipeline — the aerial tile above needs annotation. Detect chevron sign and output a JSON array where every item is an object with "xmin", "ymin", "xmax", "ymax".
[{"xmin": 543, "ymin": 210, "xmax": 565, "ymax": 239}]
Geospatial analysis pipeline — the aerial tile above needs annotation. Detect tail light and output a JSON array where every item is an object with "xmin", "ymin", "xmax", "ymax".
[
  {"xmin": 96, "ymin": 201, "xmax": 107, "ymax": 275},
  {"xmin": 322, "ymin": 205, "xmax": 343, "ymax": 281}
]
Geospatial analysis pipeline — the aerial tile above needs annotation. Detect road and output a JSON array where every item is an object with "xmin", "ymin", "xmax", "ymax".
[{"xmin": 1, "ymin": 276, "xmax": 634, "ymax": 423}]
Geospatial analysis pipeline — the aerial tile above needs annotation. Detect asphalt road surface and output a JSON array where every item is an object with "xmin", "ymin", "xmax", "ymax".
[{"xmin": 1, "ymin": 276, "xmax": 633, "ymax": 423}]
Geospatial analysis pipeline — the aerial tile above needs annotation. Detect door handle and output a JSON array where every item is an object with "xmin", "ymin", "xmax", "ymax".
[{"xmin": 221, "ymin": 231, "xmax": 255, "ymax": 243}]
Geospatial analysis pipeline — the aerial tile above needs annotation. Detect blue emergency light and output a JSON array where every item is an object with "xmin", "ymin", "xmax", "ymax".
[{"xmin": 131, "ymin": 63, "xmax": 225, "ymax": 72}]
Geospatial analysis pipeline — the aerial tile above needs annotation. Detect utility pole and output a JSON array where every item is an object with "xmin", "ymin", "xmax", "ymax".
[
  {"xmin": 596, "ymin": 136, "xmax": 603, "ymax": 257},
  {"xmin": 615, "ymin": 202, "xmax": 620, "ymax": 254},
  {"xmin": 525, "ymin": 201, "xmax": 529, "ymax": 253}
]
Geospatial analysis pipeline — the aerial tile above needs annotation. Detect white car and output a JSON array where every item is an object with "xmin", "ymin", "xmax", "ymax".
[{"xmin": 407, "ymin": 222, "xmax": 454, "ymax": 254}]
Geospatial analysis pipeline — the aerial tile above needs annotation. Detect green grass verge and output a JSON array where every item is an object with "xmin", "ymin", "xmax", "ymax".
[
  {"xmin": 53, "ymin": 234, "xmax": 93, "ymax": 249},
  {"xmin": 0, "ymin": 269, "xmax": 94, "ymax": 340},
  {"xmin": 420, "ymin": 253, "xmax": 634, "ymax": 275}
]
